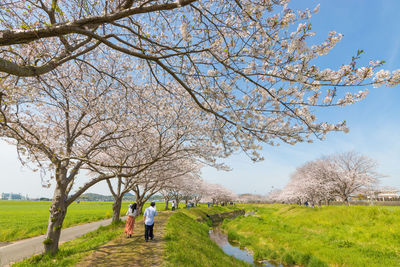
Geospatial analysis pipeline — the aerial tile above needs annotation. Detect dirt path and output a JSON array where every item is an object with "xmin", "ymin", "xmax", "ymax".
[
  {"xmin": 0, "ymin": 217, "xmax": 126, "ymax": 267},
  {"xmin": 76, "ymin": 211, "xmax": 172, "ymax": 267}
]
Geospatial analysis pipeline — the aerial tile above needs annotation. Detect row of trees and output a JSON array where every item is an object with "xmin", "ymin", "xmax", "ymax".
[
  {"xmin": 1, "ymin": 0, "xmax": 399, "ymax": 254},
  {"xmin": 104, "ymin": 160, "xmax": 237, "ymax": 221},
  {"xmin": 0, "ymin": 57, "xmax": 231, "ymax": 253},
  {"xmin": 159, "ymin": 175, "xmax": 237, "ymax": 209},
  {"xmin": 269, "ymin": 152, "xmax": 381, "ymax": 205}
]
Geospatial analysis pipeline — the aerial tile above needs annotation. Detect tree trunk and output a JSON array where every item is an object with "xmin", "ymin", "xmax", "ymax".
[
  {"xmin": 136, "ymin": 197, "xmax": 144, "ymax": 215},
  {"xmin": 343, "ymin": 195, "xmax": 350, "ymax": 206},
  {"xmin": 164, "ymin": 198, "xmax": 169, "ymax": 210},
  {"xmin": 44, "ymin": 182, "xmax": 68, "ymax": 254},
  {"xmin": 112, "ymin": 196, "xmax": 123, "ymax": 222}
]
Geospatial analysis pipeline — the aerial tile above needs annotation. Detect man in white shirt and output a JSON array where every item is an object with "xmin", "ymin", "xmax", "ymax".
[{"xmin": 143, "ymin": 201, "xmax": 157, "ymax": 242}]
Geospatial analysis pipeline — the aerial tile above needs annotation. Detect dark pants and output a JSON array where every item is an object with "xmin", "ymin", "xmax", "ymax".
[{"xmin": 144, "ymin": 224, "xmax": 154, "ymax": 241}]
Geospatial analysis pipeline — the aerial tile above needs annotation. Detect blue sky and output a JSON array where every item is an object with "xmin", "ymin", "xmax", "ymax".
[
  {"xmin": 202, "ymin": 0, "xmax": 400, "ymax": 194},
  {"xmin": 1, "ymin": 0, "xmax": 399, "ymax": 198}
]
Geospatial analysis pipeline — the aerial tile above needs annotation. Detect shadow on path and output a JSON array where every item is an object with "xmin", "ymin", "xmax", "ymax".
[
  {"xmin": 0, "ymin": 217, "xmax": 126, "ymax": 267},
  {"xmin": 76, "ymin": 211, "xmax": 171, "ymax": 267}
]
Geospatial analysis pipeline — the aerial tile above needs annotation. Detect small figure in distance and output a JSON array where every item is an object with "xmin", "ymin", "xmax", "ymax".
[
  {"xmin": 144, "ymin": 201, "xmax": 157, "ymax": 242},
  {"xmin": 125, "ymin": 203, "xmax": 137, "ymax": 238},
  {"xmin": 171, "ymin": 200, "xmax": 175, "ymax": 211}
]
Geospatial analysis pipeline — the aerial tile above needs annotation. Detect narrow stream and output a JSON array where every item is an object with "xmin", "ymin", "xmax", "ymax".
[{"xmin": 209, "ymin": 228, "xmax": 283, "ymax": 267}]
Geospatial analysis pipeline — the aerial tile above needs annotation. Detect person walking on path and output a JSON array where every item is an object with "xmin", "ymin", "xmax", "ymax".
[
  {"xmin": 143, "ymin": 201, "xmax": 157, "ymax": 242},
  {"xmin": 124, "ymin": 203, "xmax": 137, "ymax": 238},
  {"xmin": 171, "ymin": 200, "xmax": 175, "ymax": 211}
]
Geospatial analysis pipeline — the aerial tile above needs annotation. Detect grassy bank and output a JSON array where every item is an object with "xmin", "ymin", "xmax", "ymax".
[
  {"xmin": 164, "ymin": 206, "xmax": 250, "ymax": 267},
  {"xmin": 222, "ymin": 204, "xmax": 400, "ymax": 267},
  {"xmin": 0, "ymin": 200, "xmax": 145, "ymax": 242},
  {"xmin": 13, "ymin": 221, "xmax": 125, "ymax": 267}
]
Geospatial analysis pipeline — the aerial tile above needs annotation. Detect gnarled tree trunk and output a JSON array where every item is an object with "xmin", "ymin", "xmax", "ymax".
[
  {"xmin": 112, "ymin": 196, "xmax": 123, "ymax": 222},
  {"xmin": 164, "ymin": 199, "xmax": 169, "ymax": 210},
  {"xmin": 135, "ymin": 192, "xmax": 145, "ymax": 215},
  {"xmin": 174, "ymin": 197, "xmax": 180, "ymax": 209},
  {"xmin": 184, "ymin": 196, "xmax": 189, "ymax": 207},
  {"xmin": 44, "ymin": 181, "xmax": 68, "ymax": 254}
]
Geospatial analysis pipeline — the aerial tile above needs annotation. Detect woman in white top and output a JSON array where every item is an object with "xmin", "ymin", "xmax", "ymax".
[{"xmin": 124, "ymin": 203, "xmax": 137, "ymax": 238}]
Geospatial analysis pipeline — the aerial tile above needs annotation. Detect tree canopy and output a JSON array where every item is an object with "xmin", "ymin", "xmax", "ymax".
[{"xmin": 2, "ymin": 0, "xmax": 399, "ymax": 160}]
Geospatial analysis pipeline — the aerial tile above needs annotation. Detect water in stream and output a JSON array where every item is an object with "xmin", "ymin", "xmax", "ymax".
[{"xmin": 209, "ymin": 228, "xmax": 283, "ymax": 267}]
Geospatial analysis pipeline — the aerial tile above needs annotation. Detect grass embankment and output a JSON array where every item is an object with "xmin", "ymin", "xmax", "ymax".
[
  {"xmin": 13, "ymin": 221, "xmax": 125, "ymax": 267},
  {"xmin": 222, "ymin": 204, "xmax": 400, "ymax": 267},
  {"xmin": 0, "ymin": 200, "xmax": 136, "ymax": 242},
  {"xmin": 164, "ymin": 205, "xmax": 250, "ymax": 267}
]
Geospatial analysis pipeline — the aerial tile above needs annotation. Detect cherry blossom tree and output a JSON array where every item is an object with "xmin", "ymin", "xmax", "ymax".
[
  {"xmin": 191, "ymin": 178, "xmax": 208, "ymax": 206},
  {"xmin": 164, "ymin": 175, "xmax": 190, "ymax": 209},
  {"xmin": 158, "ymin": 164, "xmax": 205, "ymax": 210},
  {"xmin": 326, "ymin": 151, "xmax": 381, "ymax": 204},
  {"xmin": 87, "ymin": 109, "xmax": 195, "ymax": 221},
  {"xmin": 2, "ymin": 1, "xmax": 399, "ymax": 161},
  {"xmin": 169, "ymin": 177, "xmax": 210, "ymax": 207},
  {"xmin": 89, "ymin": 121, "xmax": 166, "ymax": 222},
  {"xmin": 94, "ymin": 85, "xmax": 229, "ymax": 219},
  {"xmin": 238, "ymin": 193, "xmax": 267, "ymax": 203},
  {"xmin": 159, "ymin": 188, "xmax": 174, "ymax": 210},
  {"xmin": 265, "ymin": 189, "xmax": 283, "ymax": 203},
  {"xmin": 205, "ymin": 183, "xmax": 236, "ymax": 205},
  {"xmin": 159, "ymin": 174, "xmax": 190, "ymax": 210},
  {"xmin": 287, "ymin": 160, "xmax": 336, "ymax": 205},
  {"xmin": 0, "ymin": 57, "xmax": 139, "ymax": 254},
  {"xmin": 276, "ymin": 151, "xmax": 381, "ymax": 205}
]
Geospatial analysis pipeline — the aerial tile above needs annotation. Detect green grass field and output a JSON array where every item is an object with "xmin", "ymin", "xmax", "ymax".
[
  {"xmin": 222, "ymin": 204, "xmax": 400, "ymax": 267},
  {"xmin": 0, "ymin": 200, "xmax": 136, "ymax": 242}
]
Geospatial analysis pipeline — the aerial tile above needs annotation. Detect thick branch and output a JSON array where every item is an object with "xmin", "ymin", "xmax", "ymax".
[{"xmin": 0, "ymin": 0, "xmax": 197, "ymax": 46}]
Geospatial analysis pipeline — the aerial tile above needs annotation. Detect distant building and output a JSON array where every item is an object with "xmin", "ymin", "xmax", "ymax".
[
  {"xmin": 1, "ymin": 193, "xmax": 25, "ymax": 200},
  {"xmin": 377, "ymin": 191, "xmax": 400, "ymax": 201}
]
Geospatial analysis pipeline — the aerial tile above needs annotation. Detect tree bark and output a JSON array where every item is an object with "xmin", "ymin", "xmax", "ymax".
[
  {"xmin": 112, "ymin": 196, "xmax": 123, "ymax": 222},
  {"xmin": 194, "ymin": 196, "xmax": 201, "ymax": 206},
  {"xmin": 136, "ymin": 195, "xmax": 144, "ymax": 215},
  {"xmin": 164, "ymin": 198, "xmax": 169, "ymax": 210},
  {"xmin": 44, "ymin": 182, "xmax": 68, "ymax": 254}
]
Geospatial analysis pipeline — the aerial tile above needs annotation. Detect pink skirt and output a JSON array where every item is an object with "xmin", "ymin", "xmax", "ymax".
[{"xmin": 124, "ymin": 216, "xmax": 135, "ymax": 235}]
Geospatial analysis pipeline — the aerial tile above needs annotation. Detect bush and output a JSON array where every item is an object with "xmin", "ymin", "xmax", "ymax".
[
  {"xmin": 307, "ymin": 256, "xmax": 328, "ymax": 267},
  {"xmin": 281, "ymin": 252, "xmax": 295, "ymax": 265}
]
